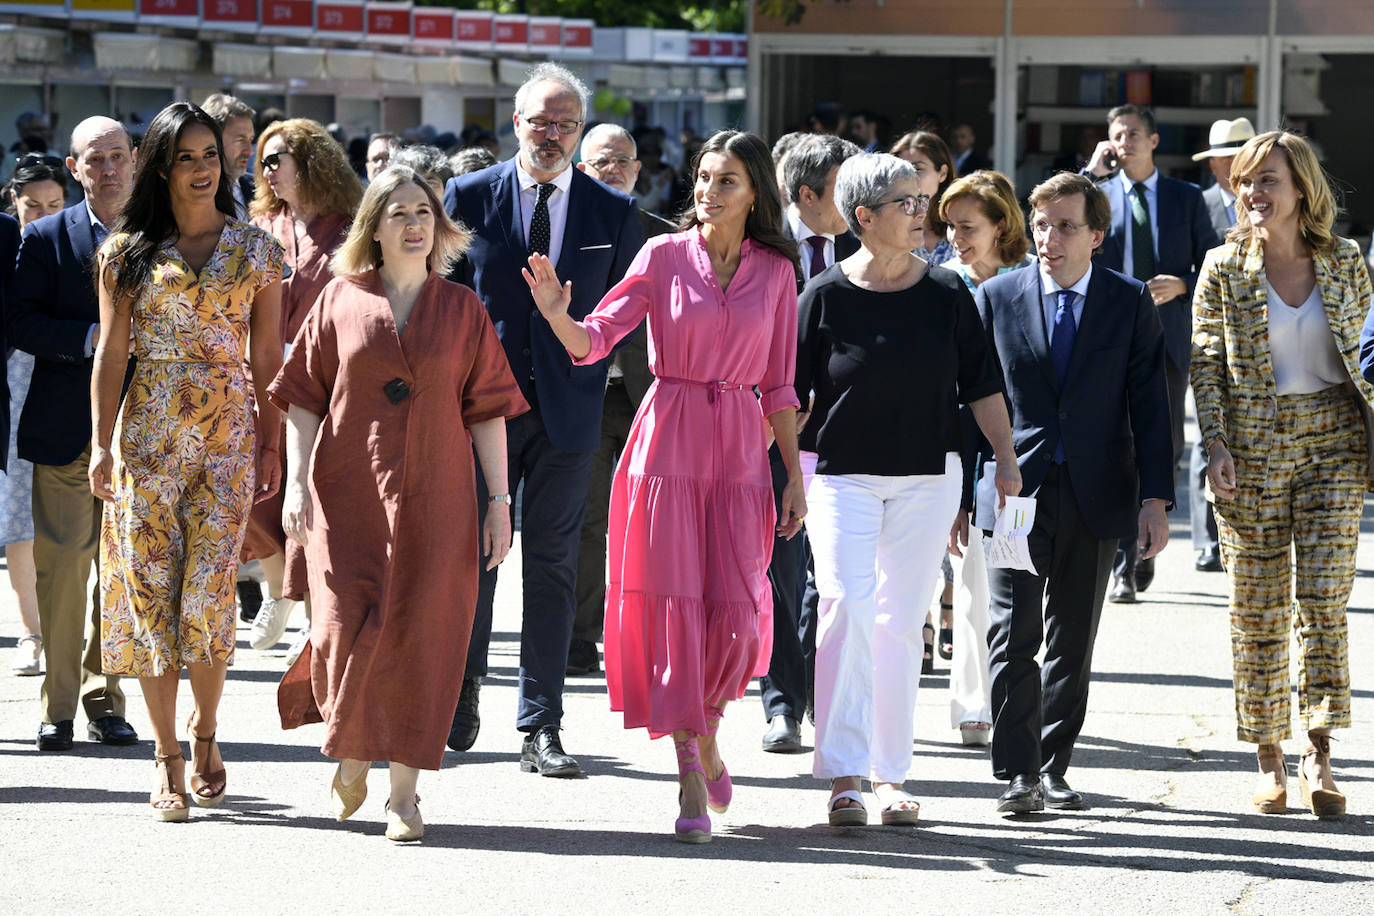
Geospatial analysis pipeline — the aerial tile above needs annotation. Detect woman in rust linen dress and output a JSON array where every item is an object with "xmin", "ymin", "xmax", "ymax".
[
  {"xmin": 270, "ymin": 166, "xmax": 526, "ymax": 841},
  {"xmin": 243, "ymin": 118, "xmax": 362, "ymax": 652}
]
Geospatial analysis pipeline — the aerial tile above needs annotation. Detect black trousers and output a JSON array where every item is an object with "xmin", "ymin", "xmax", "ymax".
[
  {"xmin": 465, "ymin": 410, "xmax": 594, "ymax": 732},
  {"xmin": 759, "ymin": 445, "xmax": 811, "ymax": 721},
  {"xmin": 1115, "ymin": 358, "xmax": 1186, "ymax": 577},
  {"xmin": 987, "ymin": 464, "xmax": 1115, "ymax": 779},
  {"xmin": 572, "ymin": 381, "xmax": 637, "ymax": 644}
]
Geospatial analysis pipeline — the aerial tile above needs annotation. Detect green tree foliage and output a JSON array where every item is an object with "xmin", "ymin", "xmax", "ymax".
[
  {"xmin": 418, "ymin": 1, "xmax": 746, "ymax": 33},
  {"xmin": 755, "ymin": 0, "xmax": 847, "ymax": 26}
]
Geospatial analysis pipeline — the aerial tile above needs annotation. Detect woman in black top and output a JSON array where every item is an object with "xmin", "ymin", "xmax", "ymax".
[{"xmin": 797, "ymin": 152, "xmax": 1020, "ymax": 827}]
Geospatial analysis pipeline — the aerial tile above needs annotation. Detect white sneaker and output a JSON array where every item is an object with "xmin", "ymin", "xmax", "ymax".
[
  {"xmin": 249, "ymin": 597, "xmax": 294, "ymax": 650},
  {"xmin": 284, "ymin": 625, "xmax": 311, "ymax": 666},
  {"xmin": 10, "ymin": 634, "xmax": 42, "ymax": 676}
]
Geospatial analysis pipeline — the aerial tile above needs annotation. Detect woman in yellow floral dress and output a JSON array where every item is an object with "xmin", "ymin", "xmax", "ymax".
[{"xmin": 90, "ymin": 102, "xmax": 284, "ymax": 822}]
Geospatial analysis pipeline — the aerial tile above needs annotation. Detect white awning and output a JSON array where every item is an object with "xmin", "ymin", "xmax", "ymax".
[
  {"xmin": 414, "ymin": 56, "xmax": 453, "ymax": 86},
  {"xmin": 93, "ymin": 32, "xmax": 199, "ymax": 72},
  {"xmin": 374, "ymin": 53, "xmax": 415, "ymax": 84},
  {"xmin": 606, "ymin": 63, "xmax": 645, "ymax": 90},
  {"xmin": 669, "ymin": 66, "xmax": 695, "ymax": 90},
  {"xmin": 272, "ymin": 46, "xmax": 327, "ymax": 81},
  {"xmin": 0, "ymin": 25, "xmax": 66, "ymax": 65},
  {"xmin": 497, "ymin": 57, "xmax": 529, "ymax": 87},
  {"xmin": 326, "ymin": 48, "xmax": 376, "ymax": 81},
  {"xmin": 642, "ymin": 67, "xmax": 670, "ymax": 91},
  {"xmin": 213, "ymin": 43, "xmax": 272, "ymax": 79},
  {"xmin": 454, "ymin": 55, "xmax": 494, "ymax": 87}
]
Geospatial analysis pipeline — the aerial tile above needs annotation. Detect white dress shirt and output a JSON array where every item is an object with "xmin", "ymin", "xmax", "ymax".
[
  {"xmin": 1039, "ymin": 264, "xmax": 1093, "ymax": 345},
  {"xmin": 1118, "ymin": 169, "xmax": 1160, "ymax": 272},
  {"xmin": 787, "ymin": 204, "xmax": 835, "ymax": 282},
  {"xmin": 516, "ymin": 159, "xmax": 574, "ymax": 266}
]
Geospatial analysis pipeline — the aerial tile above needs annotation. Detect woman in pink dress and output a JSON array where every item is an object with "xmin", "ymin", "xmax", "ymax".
[{"xmin": 524, "ymin": 130, "xmax": 805, "ymax": 844}]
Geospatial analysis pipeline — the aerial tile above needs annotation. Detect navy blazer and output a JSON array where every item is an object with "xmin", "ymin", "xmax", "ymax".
[
  {"xmin": 9, "ymin": 203, "xmax": 109, "ymax": 466},
  {"xmin": 973, "ymin": 264, "xmax": 1175, "ymax": 539},
  {"xmin": 1094, "ymin": 175, "xmax": 1219, "ymax": 371},
  {"xmin": 444, "ymin": 159, "xmax": 643, "ymax": 454},
  {"xmin": 0, "ymin": 212, "xmax": 18, "ymax": 471}
]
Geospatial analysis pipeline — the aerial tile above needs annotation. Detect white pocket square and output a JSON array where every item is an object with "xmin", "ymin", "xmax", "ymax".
[{"xmin": 579, "ymin": 243, "xmax": 613, "ymax": 250}]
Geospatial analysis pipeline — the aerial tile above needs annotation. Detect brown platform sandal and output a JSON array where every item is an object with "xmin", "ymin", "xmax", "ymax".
[
  {"xmin": 187, "ymin": 716, "xmax": 227, "ymax": 808},
  {"xmin": 152, "ymin": 750, "xmax": 190, "ymax": 822},
  {"xmin": 1299, "ymin": 735, "xmax": 1346, "ymax": 819},
  {"xmin": 1251, "ymin": 744, "xmax": 1287, "ymax": 814}
]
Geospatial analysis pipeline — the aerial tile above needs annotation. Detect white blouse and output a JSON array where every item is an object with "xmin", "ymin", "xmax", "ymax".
[{"xmin": 1267, "ymin": 280, "xmax": 1347, "ymax": 395}]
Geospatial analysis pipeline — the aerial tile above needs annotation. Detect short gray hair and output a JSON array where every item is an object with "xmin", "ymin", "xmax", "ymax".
[
  {"xmin": 200, "ymin": 93, "xmax": 255, "ymax": 128},
  {"xmin": 580, "ymin": 123, "xmax": 635, "ymax": 159},
  {"xmin": 392, "ymin": 144, "xmax": 454, "ymax": 188},
  {"xmin": 514, "ymin": 63, "xmax": 590, "ymax": 121},
  {"xmin": 834, "ymin": 152, "xmax": 916, "ymax": 237},
  {"xmin": 784, "ymin": 135, "xmax": 860, "ymax": 207}
]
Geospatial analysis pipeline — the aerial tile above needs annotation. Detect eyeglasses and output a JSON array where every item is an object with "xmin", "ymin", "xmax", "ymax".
[
  {"xmin": 585, "ymin": 155, "xmax": 634, "ymax": 172},
  {"xmin": 873, "ymin": 194, "xmax": 930, "ymax": 217},
  {"xmin": 1031, "ymin": 219, "xmax": 1090, "ymax": 237},
  {"xmin": 16, "ymin": 154, "xmax": 63, "ymax": 169},
  {"xmin": 260, "ymin": 151, "xmax": 293, "ymax": 173},
  {"xmin": 523, "ymin": 116, "xmax": 584, "ymax": 136}
]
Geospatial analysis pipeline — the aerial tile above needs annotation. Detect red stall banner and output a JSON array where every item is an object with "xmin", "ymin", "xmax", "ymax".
[
  {"xmin": 260, "ymin": 0, "xmax": 311, "ymax": 33},
  {"xmin": 455, "ymin": 10, "xmax": 493, "ymax": 51},
  {"xmin": 202, "ymin": 0, "xmax": 257, "ymax": 29},
  {"xmin": 412, "ymin": 7, "xmax": 453, "ymax": 44},
  {"xmin": 316, "ymin": 0, "xmax": 364, "ymax": 38},
  {"xmin": 364, "ymin": 0, "xmax": 410, "ymax": 44},
  {"xmin": 562, "ymin": 19, "xmax": 593, "ymax": 55},
  {"xmin": 139, "ymin": 0, "xmax": 200, "ymax": 25},
  {"xmin": 493, "ymin": 13, "xmax": 528, "ymax": 53}
]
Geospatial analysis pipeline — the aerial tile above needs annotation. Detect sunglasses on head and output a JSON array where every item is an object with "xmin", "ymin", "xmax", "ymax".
[
  {"xmin": 17, "ymin": 154, "xmax": 63, "ymax": 170},
  {"xmin": 260, "ymin": 151, "xmax": 292, "ymax": 172}
]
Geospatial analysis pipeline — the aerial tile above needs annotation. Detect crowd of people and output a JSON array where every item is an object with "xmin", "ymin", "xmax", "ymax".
[{"xmin": 1, "ymin": 61, "xmax": 1369, "ymax": 842}]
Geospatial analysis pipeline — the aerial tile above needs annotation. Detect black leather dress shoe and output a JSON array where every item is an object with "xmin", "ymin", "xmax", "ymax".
[
  {"xmin": 238, "ymin": 579, "xmax": 263, "ymax": 624},
  {"xmin": 1040, "ymin": 773, "xmax": 1085, "ymax": 810},
  {"xmin": 1108, "ymin": 574, "xmax": 1136, "ymax": 604},
  {"xmin": 996, "ymin": 774, "xmax": 1045, "ymax": 814},
  {"xmin": 446, "ymin": 677, "xmax": 481, "ymax": 752},
  {"xmin": 88, "ymin": 715, "xmax": 139, "ymax": 745},
  {"xmin": 1135, "ymin": 556, "xmax": 1156, "ymax": 592},
  {"xmin": 565, "ymin": 639, "xmax": 600, "ymax": 676},
  {"xmin": 761, "ymin": 715, "xmax": 803, "ymax": 753},
  {"xmin": 520, "ymin": 725, "xmax": 581, "ymax": 777},
  {"xmin": 1195, "ymin": 547, "xmax": 1223, "ymax": 572},
  {"xmin": 37, "ymin": 720, "xmax": 74, "ymax": 751}
]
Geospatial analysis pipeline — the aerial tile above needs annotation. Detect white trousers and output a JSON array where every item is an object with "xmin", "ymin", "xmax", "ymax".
[
  {"xmin": 809, "ymin": 456, "xmax": 962, "ymax": 783},
  {"xmin": 948, "ymin": 533, "xmax": 992, "ymax": 727}
]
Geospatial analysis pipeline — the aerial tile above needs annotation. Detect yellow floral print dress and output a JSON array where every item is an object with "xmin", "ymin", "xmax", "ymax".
[{"xmin": 100, "ymin": 220, "xmax": 284, "ymax": 677}]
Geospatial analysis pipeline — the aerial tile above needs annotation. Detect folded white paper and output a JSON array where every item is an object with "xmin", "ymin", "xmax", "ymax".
[{"xmin": 987, "ymin": 495, "xmax": 1038, "ymax": 574}]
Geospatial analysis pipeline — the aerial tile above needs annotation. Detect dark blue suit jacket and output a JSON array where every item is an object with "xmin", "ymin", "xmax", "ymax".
[
  {"xmin": 973, "ymin": 264, "xmax": 1175, "ymax": 539},
  {"xmin": 443, "ymin": 159, "xmax": 643, "ymax": 454},
  {"xmin": 9, "ymin": 203, "xmax": 107, "ymax": 467},
  {"xmin": 0, "ymin": 212, "xmax": 18, "ymax": 471},
  {"xmin": 1094, "ymin": 175, "xmax": 1219, "ymax": 371}
]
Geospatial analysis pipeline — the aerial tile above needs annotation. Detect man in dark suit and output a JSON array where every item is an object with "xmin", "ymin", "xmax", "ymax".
[
  {"xmin": 1188, "ymin": 117, "xmax": 1254, "ymax": 573},
  {"xmin": 759, "ymin": 133, "xmax": 861, "ymax": 754},
  {"xmin": 9, "ymin": 116, "xmax": 138, "ymax": 751},
  {"xmin": 201, "ymin": 93, "xmax": 258, "ymax": 219},
  {"xmin": 566, "ymin": 123, "xmax": 674, "ymax": 677},
  {"xmin": 951, "ymin": 123, "xmax": 992, "ymax": 176},
  {"xmin": 1084, "ymin": 104, "xmax": 1218, "ymax": 603},
  {"xmin": 971, "ymin": 173, "xmax": 1173, "ymax": 812},
  {"xmin": 443, "ymin": 64, "xmax": 643, "ymax": 776}
]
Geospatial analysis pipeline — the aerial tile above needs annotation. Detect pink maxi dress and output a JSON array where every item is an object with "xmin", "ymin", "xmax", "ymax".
[{"xmin": 573, "ymin": 228, "xmax": 800, "ymax": 738}]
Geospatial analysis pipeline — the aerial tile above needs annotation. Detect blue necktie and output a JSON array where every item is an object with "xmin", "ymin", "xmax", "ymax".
[{"xmin": 1051, "ymin": 289, "xmax": 1076, "ymax": 463}]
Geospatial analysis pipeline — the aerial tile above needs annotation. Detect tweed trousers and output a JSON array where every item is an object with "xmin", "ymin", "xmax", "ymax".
[{"xmin": 1214, "ymin": 385, "xmax": 1364, "ymax": 744}]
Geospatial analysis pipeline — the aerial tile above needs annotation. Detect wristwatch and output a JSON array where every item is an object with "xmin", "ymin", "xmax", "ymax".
[{"xmin": 489, "ymin": 493, "xmax": 512, "ymax": 503}]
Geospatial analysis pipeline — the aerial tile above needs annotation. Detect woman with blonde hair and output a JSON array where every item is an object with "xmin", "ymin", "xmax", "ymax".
[
  {"xmin": 243, "ymin": 118, "xmax": 363, "ymax": 657},
  {"xmin": 1193, "ymin": 130, "xmax": 1372, "ymax": 819},
  {"xmin": 270, "ymin": 165, "xmax": 527, "ymax": 841},
  {"xmin": 889, "ymin": 130, "xmax": 958, "ymax": 262},
  {"xmin": 938, "ymin": 168, "xmax": 1034, "ymax": 747}
]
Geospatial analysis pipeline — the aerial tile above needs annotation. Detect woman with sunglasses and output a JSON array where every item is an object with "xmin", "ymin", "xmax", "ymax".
[
  {"xmin": 795, "ymin": 153, "xmax": 1019, "ymax": 826},
  {"xmin": 242, "ymin": 118, "xmax": 362, "ymax": 660},
  {"xmin": 1, "ymin": 156, "xmax": 64, "ymax": 674},
  {"xmin": 90, "ymin": 102, "xmax": 284, "ymax": 820}
]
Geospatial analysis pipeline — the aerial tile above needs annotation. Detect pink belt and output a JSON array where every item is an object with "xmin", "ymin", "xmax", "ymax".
[{"xmin": 656, "ymin": 376, "xmax": 751, "ymax": 404}]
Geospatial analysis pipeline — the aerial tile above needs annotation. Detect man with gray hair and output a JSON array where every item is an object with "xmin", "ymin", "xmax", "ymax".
[
  {"xmin": 444, "ymin": 63, "xmax": 643, "ymax": 777},
  {"xmin": 200, "ymin": 93, "xmax": 257, "ymax": 217},
  {"xmin": 759, "ymin": 133, "xmax": 862, "ymax": 754},
  {"xmin": 566, "ymin": 121, "xmax": 675, "ymax": 678}
]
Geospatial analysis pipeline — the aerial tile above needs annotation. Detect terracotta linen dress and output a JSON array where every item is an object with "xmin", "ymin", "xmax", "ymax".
[
  {"xmin": 573, "ymin": 229, "xmax": 800, "ymax": 737},
  {"xmin": 100, "ymin": 221, "xmax": 284, "ymax": 676},
  {"xmin": 242, "ymin": 210, "xmax": 351, "ymax": 601},
  {"xmin": 268, "ymin": 271, "xmax": 527, "ymax": 769}
]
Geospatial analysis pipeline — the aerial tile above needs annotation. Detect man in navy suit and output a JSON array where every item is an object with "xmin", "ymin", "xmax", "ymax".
[
  {"xmin": 9, "ymin": 116, "xmax": 138, "ymax": 751},
  {"xmin": 970, "ymin": 173, "xmax": 1173, "ymax": 813},
  {"xmin": 1085, "ymin": 104, "xmax": 1219, "ymax": 603},
  {"xmin": 760, "ymin": 133, "xmax": 861, "ymax": 754},
  {"xmin": 443, "ymin": 63, "xmax": 643, "ymax": 776}
]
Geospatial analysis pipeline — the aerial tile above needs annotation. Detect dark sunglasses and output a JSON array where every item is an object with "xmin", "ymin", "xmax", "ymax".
[
  {"xmin": 260, "ymin": 151, "xmax": 293, "ymax": 173},
  {"xmin": 17, "ymin": 154, "xmax": 63, "ymax": 170}
]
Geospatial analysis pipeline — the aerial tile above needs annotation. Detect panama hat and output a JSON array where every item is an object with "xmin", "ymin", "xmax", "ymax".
[{"xmin": 1192, "ymin": 117, "xmax": 1257, "ymax": 161}]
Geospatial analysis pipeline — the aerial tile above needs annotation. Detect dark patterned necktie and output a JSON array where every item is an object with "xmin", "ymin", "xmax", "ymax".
[
  {"xmin": 528, "ymin": 183, "xmax": 554, "ymax": 256},
  {"xmin": 807, "ymin": 236, "xmax": 827, "ymax": 280},
  {"xmin": 1051, "ymin": 289, "xmax": 1076, "ymax": 463},
  {"xmin": 1131, "ymin": 182, "xmax": 1156, "ymax": 281}
]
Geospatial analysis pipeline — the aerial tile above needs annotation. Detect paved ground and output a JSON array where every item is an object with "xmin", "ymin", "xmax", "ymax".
[{"xmin": 2, "ymin": 480, "xmax": 1373, "ymax": 914}]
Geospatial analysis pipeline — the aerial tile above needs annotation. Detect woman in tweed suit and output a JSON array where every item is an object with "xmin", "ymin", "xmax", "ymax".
[{"xmin": 1192, "ymin": 130, "xmax": 1372, "ymax": 819}]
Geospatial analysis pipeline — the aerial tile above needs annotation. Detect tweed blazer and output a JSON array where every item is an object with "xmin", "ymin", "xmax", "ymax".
[{"xmin": 1191, "ymin": 235, "xmax": 1374, "ymax": 509}]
